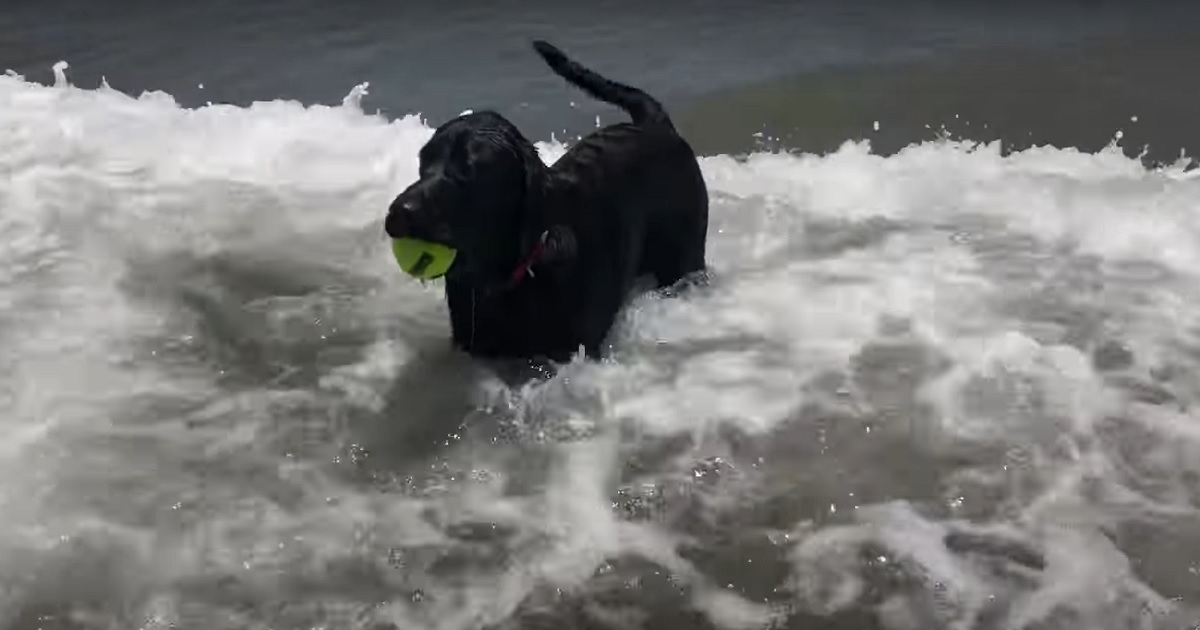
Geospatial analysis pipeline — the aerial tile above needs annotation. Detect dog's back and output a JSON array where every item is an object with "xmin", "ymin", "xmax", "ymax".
[{"xmin": 516, "ymin": 41, "xmax": 709, "ymax": 359}]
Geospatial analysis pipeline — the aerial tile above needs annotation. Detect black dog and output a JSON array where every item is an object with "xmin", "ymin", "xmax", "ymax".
[{"xmin": 385, "ymin": 40, "xmax": 708, "ymax": 362}]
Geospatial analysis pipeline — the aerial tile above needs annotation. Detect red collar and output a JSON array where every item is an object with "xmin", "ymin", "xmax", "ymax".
[{"xmin": 508, "ymin": 230, "xmax": 549, "ymax": 286}]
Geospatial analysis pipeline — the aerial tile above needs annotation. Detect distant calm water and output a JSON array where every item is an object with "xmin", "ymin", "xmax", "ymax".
[{"xmin": 5, "ymin": 0, "xmax": 1196, "ymax": 149}]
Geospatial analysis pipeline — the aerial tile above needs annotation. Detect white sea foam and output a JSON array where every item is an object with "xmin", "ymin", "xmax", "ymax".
[{"xmin": 2, "ymin": 66, "xmax": 1199, "ymax": 629}]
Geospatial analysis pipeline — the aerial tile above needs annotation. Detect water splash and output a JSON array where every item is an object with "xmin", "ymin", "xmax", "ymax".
[{"xmin": 2, "ymin": 64, "xmax": 1200, "ymax": 630}]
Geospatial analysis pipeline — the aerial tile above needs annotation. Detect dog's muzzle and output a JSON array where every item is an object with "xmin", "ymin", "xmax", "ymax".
[{"xmin": 384, "ymin": 199, "xmax": 417, "ymax": 238}]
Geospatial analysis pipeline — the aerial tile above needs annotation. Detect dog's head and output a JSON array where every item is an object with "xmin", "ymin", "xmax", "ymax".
[{"xmin": 385, "ymin": 111, "xmax": 545, "ymax": 283}]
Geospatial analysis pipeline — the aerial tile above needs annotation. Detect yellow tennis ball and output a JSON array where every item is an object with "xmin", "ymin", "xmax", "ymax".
[{"xmin": 391, "ymin": 238, "xmax": 457, "ymax": 280}]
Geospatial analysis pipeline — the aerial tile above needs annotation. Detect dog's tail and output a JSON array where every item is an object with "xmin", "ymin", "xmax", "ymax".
[{"xmin": 532, "ymin": 40, "xmax": 672, "ymax": 129}]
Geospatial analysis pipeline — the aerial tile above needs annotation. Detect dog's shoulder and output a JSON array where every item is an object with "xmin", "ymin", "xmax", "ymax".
[{"xmin": 550, "ymin": 122, "xmax": 685, "ymax": 173}]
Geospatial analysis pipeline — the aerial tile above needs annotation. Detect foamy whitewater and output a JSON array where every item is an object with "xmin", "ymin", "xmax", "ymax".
[{"xmin": 3, "ymin": 66, "xmax": 1200, "ymax": 630}]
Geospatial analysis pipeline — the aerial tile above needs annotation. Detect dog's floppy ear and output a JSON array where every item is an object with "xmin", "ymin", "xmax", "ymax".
[
  {"xmin": 516, "ymin": 138, "xmax": 546, "ymax": 207},
  {"xmin": 515, "ymin": 138, "xmax": 553, "ymax": 253},
  {"xmin": 513, "ymin": 143, "xmax": 577, "ymax": 268},
  {"xmin": 468, "ymin": 121, "xmax": 544, "ymax": 219},
  {"xmin": 541, "ymin": 224, "xmax": 578, "ymax": 265}
]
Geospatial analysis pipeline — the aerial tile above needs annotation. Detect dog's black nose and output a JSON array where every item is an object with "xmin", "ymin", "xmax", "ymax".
[
  {"xmin": 386, "ymin": 190, "xmax": 452, "ymax": 243},
  {"xmin": 384, "ymin": 199, "xmax": 413, "ymax": 238}
]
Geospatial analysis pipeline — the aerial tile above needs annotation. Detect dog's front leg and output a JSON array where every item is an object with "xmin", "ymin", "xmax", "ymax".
[{"xmin": 445, "ymin": 282, "xmax": 478, "ymax": 353}]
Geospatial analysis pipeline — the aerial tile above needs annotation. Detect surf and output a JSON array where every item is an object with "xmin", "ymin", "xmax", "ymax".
[{"xmin": 2, "ymin": 66, "xmax": 1199, "ymax": 630}]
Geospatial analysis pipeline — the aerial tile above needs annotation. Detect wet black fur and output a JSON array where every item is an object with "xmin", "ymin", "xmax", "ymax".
[{"xmin": 384, "ymin": 40, "xmax": 708, "ymax": 362}]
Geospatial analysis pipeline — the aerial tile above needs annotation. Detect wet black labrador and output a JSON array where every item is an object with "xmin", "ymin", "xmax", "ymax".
[{"xmin": 384, "ymin": 40, "xmax": 709, "ymax": 362}]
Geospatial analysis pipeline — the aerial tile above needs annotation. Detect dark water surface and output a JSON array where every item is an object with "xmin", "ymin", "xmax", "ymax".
[
  {"xmin": 679, "ymin": 29, "xmax": 1200, "ymax": 165},
  {"xmin": 5, "ymin": 0, "xmax": 1196, "ymax": 147}
]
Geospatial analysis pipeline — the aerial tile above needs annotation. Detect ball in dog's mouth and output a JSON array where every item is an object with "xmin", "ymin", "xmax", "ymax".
[{"xmin": 391, "ymin": 238, "xmax": 457, "ymax": 280}]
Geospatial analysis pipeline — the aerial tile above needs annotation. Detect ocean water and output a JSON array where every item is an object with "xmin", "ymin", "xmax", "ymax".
[
  {"xmin": 5, "ymin": 4, "xmax": 1200, "ymax": 630},
  {"xmin": 4, "ymin": 0, "xmax": 1193, "ymax": 145},
  {"xmin": 679, "ymin": 28, "xmax": 1200, "ymax": 165}
]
